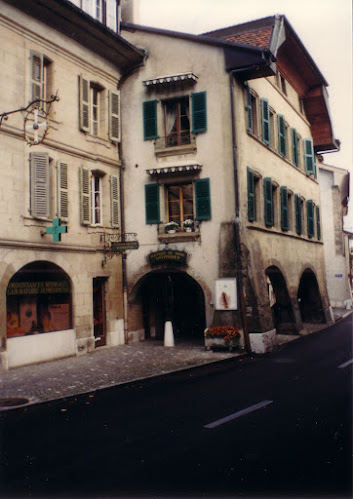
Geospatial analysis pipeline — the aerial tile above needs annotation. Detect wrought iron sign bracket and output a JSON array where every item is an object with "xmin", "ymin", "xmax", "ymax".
[{"xmin": 100, "ymin": 232, "xmax": 139, "ymax": 267}]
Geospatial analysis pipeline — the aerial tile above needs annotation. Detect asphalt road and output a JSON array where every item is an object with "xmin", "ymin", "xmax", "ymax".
[{"xmin": 1, "ymin": 315, "xmax": 352, "ymax": 498}]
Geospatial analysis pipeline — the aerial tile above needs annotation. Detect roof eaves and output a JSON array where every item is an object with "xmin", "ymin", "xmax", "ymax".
[{"xmin": 121, "ymin": 22, "xmax": 268, "ymax": 56}]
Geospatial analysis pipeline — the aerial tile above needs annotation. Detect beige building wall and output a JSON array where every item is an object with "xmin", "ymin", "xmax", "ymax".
[
  {"xmin": 0, "ymin": 2, "xmax": 126, "ymax": 369},
  {"xmin": 122, "ymin": 25, "xmax": 332, "ymax": 347}
]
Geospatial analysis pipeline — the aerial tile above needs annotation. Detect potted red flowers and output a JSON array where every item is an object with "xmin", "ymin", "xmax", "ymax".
[{"xmin": 204, "ymin": 325, "xmax": 240, "ymax": 351}]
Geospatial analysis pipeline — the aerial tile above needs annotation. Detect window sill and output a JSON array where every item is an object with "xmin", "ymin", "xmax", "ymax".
[
  {"xmin": 246, "ymin": 223, "xmax": 322, "ymax": 243},
  {"xmin": 158, "ymin": 232, "xmax": 201, "ymax": 243},
  {"xmin": 155, "ymin": 143, "xmax": 197, "ymax": 158}
]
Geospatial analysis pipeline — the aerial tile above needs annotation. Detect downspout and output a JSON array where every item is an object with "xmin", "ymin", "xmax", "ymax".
[
  {"xmin": 229, "ymin": 70, "xmax": 252, "ymax": 354},
  {"xmin": 117, "ymin": 58, "xmax": 146, "ymax": 345}
]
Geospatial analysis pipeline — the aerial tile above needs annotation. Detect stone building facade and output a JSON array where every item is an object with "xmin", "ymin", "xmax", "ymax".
[
  {"xmin": 120, "ymin": 15, "xmax": 338, "ymax": 352},
  {"xmin": 0, "ymin": 0, "xmax": 143, "ymax": 369},
  {"xmin": 318, "ymin": 157, "xmax": 351, "ymax": 309}
]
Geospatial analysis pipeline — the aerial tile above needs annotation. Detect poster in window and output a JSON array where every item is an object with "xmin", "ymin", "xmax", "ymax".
[
  {"xmin": 215, "ymin": 278, "xmax": 237, "ymax": 310},
  {"xmin": 49, "ymin": 304, "xmax": 70, "ymax": 331},
  {"xmin": 20, "ymin": 298, "xmax": 38, "ymax": 334}
]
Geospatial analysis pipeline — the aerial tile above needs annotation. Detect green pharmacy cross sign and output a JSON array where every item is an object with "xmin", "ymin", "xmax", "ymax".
[{"xmin": 46, "ymin": 218, "xmax": 67, "ymax": 242}]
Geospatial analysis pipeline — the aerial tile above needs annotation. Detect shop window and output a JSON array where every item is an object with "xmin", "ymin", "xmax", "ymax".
[{"xmin": 6, "ymin": 262, "xmax": 72, "ymax": 338}]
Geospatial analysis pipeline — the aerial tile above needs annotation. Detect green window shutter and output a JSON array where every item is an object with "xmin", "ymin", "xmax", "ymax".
[
  {"xmin": 79, "ymin": 75, "xmax": 90, "ymax": 132},
  {"xmin": 246, "ymin": 86, "xmax": 253, "ymax": 132},
  {"xmin": 316, "ymin": 205, "xmax": 321, "ymax": 240},
  {"xmin": 30, "ymin": 152, "xmax": 50, "ymax": 218},
  {"xmin": 307, "ymin": 200, "xmax": 314, "ymax": 237},
  {"xmin": 143, "ymin": 100, "xmax": 158, "ymax": 140},
  {"xmin": 247, "ymin": 167, "xmax": 255, "ymax": 221},
  {"xmin": 80, "ymin": 167, "xmax": 91, "ymax": 225},
  {"xmin": 295, "ymin": 194, "xmax": 302, "ymax": 235},
  {"xmin": 30, "ymin": 52, "xmax": 43, "ymax": 103},
  {"xmin": 109, "ymin": 90, "xmax": 121, "ymax": 142},
  {"xmin": 145, "ymin": 184, "xmax": 160, "ymax": 224},
  {"xmin": 292, "ymin": 128, "xmax": 299, "ymax": 166},
  {"xmin": 58, "ymin": 161, "xmax": 68, "ymax": 219},
  {"xmin": 195, "ymin": 178, "xmax": 211, "ymax": 220},
  {"xmin": 304, "ymin": 138, "xmax": 315, "ymax": 175},
  {"xmin": 110, "ymin": 174, "xmax": 120, "ymax": 228},
  {"xmin": 264, "ymin": 177, "xmax": 273, "ymax": 227},
  {"xmin": 281, "ymin": 186, "xmax": 289, "ymax": 231},
  {"xmin": 278, "ymin": 114, "xmax": 286, "ymax": 156},
  {"xmin": 192, "ymin": 92, "xmax": 207, "ymax": 133},
  {"xmin": 261, "ymin": 98, "xmax": 270, "ymax": 145}
]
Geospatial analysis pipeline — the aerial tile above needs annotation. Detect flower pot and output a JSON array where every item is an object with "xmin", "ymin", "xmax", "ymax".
[
  {"xmin": 167, "ymin": 229, "xmax": 176, "ymax": 234},
  {"xmin": 204, "ymin": 336, "xmax": 239, "ymax": 352},
  {"xmin": 185, "ymin": 228, "xmax": 192, "ymax": 232}
]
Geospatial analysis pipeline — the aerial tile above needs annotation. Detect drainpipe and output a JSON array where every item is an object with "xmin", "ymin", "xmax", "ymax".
[
  {"xmin": 118, "ymin": 154, "xmax": 129, "ymax": 344},
  {"xmin": 229, "ymin": 70, "xmax": 252, "ymax": 355}
]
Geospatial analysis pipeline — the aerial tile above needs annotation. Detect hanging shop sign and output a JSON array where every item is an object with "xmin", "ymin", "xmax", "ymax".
[
  {"xmin": 111, "ymin": 241, "xmax": 139, "ymax": 252},
  {"xmin": 148, "ymin": 250, "xmax": 188, "ymax": 266},
  {"xmin": 215, "ymin": 278, "xmax": 238, "ymax": 310}
]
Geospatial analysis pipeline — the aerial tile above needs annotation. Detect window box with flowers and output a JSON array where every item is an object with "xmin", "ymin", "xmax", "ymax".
[
  {"xmin": 204, "ymin": 325, "xmax": 240, "ymax": 351},
  {"xmin": 165, "ymin": 221, "xmax": 179, "ymax": 233},
  {"xmin": 183, "ymin": 218, "xmax": 194, "ymax": 232}
]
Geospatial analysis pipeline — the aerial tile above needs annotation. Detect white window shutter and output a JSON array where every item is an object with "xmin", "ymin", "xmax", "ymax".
[
  {"xmin": 30, "ymin": 51, "xmax": 43, "ymax": 103},
  {"xmin": 30, "ymin": 152, "xmax": 50, "ymax": 218},
  {"xmin": 58, "ymin": 161, "xmax": 68, "ymax": 219},
  {"xmin": 109, "ymin": 90, "xmax": 121, "ymax": 142},
  {"xmin": 80, "ymin": 167, "xmax": 91, "ymax": 224},
  {"xmin": 110, "ymin": 174, "xmax": 120, "ymax": 228},
  {"xmin": 79, "ymin": 75, "xmax": 90, "ymax": 132}
]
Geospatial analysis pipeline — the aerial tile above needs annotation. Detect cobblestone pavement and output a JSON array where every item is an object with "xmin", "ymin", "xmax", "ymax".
[{"xmin": 0, "ymin": 340, "xmax": 246, "ymax": 408}]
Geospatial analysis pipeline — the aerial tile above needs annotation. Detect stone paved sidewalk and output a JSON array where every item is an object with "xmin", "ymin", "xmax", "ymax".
[{"xmin": 0, "ymin": 340, "xmax": 245, "ymax": 409}]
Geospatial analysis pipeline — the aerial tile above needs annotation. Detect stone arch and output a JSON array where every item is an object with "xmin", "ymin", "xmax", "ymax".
[
  {"xmin": 129, "ymin": 268, "xmax": 207, "ymax": 343},
  {"xmin": 298, "ymin": 268, "xmax": 325, "ymax": 323},
  {"xmin": 266, "ymin": 265, "xmax": 297, "ymax": 333}
]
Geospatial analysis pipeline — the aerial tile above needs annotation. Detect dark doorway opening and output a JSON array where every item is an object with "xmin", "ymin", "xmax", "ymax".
[
  {"xmin": 93, "ymin": 277, "xmax": 107, "ymax": 347},
  {"xmin": 266, "ymin": 266, "xmax": 296, "ymax": 334},
  {"xmin": 298, "ymin": 269, "xmax": 325, "ymax": 323},
  {"xmin": 140, "ymin": 271, "xmax": 206, "ymax": 343}
]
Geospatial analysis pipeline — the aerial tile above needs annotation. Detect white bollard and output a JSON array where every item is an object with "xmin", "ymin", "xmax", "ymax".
[{"xmin": 164, "ymin": 321, "xmax": 175, "ymax": 347}]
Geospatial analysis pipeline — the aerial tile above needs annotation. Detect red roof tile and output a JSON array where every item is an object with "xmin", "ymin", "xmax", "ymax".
[{"xmin": 225, "ymin": 27, "xmax": 273, "ymax": 48}]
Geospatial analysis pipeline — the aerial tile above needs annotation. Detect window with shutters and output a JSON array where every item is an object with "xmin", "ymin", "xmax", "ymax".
[
  {"xmin": 304, "ymin": 138, "xmax": 316, "ymax": 178},
  {"xmin": 291, "ymin": 128, "xmax": 301, "ymax": 167},
  {"xmin": 80, "ymin": 168, "xmax": 118, "ymax": 228},
  {"xmin": 316, "ymin": 205, "xmax": 321, "ymax": 240},
  {"xmin": 143, "ymin": 92, "xmax": 207, "ymax": 151},
  {"xmin": 247, "ymin": 167, "xmax": 260, "ymax": 222},
  {"xmin": 277, "ymin": 115, "xmax": 287, "ymax": 157},
  {"xmin": 79, "ymin": 76, "xmax": 119, "ymax": 141},
  {"xmin": 245, "ymin": 87, "xmax": 258, "ymax": 136},
  {"xmin": 307, "ymin": 200, "xmax": 315, "ymax": 238},
  {"xmin": 261, "ymin": 98, "xmax": 270, "ymax": 146},
  {"xmin": 29, "ymin": 153, "xmax": 70, "ymax": 221},
  {"xmin": 144, "ymin": 178, "xmax": 211, "ymax": 232},
  {"xmin": 295, "ymin": 194, "xmax": 304, "ymax": 235},
  {"xmin": 30, "ymin": 52, "xmax": 53, "ymax": 113}
]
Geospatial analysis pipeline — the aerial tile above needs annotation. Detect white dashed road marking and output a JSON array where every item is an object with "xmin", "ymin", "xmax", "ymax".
[
  {"xmin": 338, "ymin": 359, "xmax": 353, "ymax": 369},
  {"xmin": 204, "ymin": 400, "xmax": 273, "ymax": 429}
]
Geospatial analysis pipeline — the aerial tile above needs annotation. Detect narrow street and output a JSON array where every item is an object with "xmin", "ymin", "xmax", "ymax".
[{"xmin": 1, "ymin": 315, "xmax": 352, "ymax": 498}]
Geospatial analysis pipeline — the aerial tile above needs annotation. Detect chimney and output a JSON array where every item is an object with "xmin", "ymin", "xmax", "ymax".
[{"xmin": 120, "ymin": 0, "xmax": 140, "ymax": 25}]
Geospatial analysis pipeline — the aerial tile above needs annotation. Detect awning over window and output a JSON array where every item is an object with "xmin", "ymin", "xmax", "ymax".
[
  {"xmin": 146, "ymin": 162, "xmax": 202, "ymax": 176},
  {"xmin": 143, "ymin": 72, "xmax": 198, "ymax": 87}
]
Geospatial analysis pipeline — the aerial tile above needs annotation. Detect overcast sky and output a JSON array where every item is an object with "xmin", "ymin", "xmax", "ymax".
[{"xmin": 135, "ymin": 0, "xmax": 353, "ymax": 228}]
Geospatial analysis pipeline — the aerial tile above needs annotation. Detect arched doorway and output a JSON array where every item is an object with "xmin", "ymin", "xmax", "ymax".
[
  {"xmin": 6, "ymin": 261, "xmax": 72, "ymax": 338},
  {"xmin": 266, "ymin": 266, "xmax": 296, "ymax": 333},
  {"xmin": 298, "ymin": 269, "xmax": 325, "ymax": 323},
  {"xmin": 139, "ymin": 271, "xmax": 206, "ymax": 343}
]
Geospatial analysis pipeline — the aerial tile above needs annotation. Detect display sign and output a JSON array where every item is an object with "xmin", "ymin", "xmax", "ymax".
[
  {"xmin": 215, "ymin": 278, "xmax": 238, "ymax": 310},
  {"xmin": 111, "ymin": 241, "xmax": 139, "ymax": 252},
  {"xmin": 7, "ymin": 280, "xmax": 70, "ymax": 296},
  {"xmin": 148, "ymin": 250, "xmax": 187, "ymax": 266}
]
